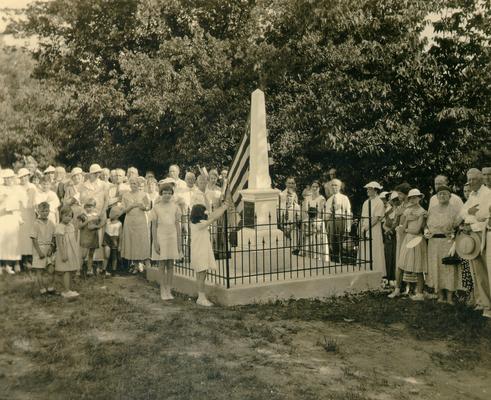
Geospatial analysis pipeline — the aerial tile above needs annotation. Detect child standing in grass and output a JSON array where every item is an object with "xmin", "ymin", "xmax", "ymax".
[
  {"xmin": 55, "ymin": 206, "xmax": 80, "ymax": 298},
  {"xmin": 30, "ymin": 202, "xmax": 56, "ymax": 294},
  {"xmin": 190, "ymin": 197, "xmax": 230, "ymax": 306},
  {"xmin": 151, "ymin": 183, "xmax": 182, "ymax": 301},
  {"xmin": 102, "ymin": 205, "xmax": 123, "ymax": 276},
  {"xmin": 77, "ymin": 198, "xmax": 105, "ymax": 276}
]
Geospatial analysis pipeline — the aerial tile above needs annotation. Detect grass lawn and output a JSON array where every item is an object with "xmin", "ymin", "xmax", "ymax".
[{"xmin": 1, "ymin": 273, "xmax": 490, "ymax": 400}]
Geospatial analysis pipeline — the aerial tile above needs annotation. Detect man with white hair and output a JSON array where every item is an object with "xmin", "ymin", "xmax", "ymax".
[
  {"xmin": 168, "ymin": 164, "xmax": 187, "ymax": 196},
  {"xmin": 428, "ymin": 175, "xmax": 463, "ymax": 212},
  {"xmin": 458, "ymin": 168, "xmax": 491, "ymax": 317},
  {"xmin": 180, "ymin": 172, "xmax": 198, "ymax": 211},
  {"xmin": 324, "ymin": 178, "xmax": 352, "ymax": 262}
]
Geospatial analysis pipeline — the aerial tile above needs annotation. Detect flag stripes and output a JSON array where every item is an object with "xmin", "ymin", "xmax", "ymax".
[{"xmin": 228, "ymin": 116, "xmax": 250, "ymax": 214}]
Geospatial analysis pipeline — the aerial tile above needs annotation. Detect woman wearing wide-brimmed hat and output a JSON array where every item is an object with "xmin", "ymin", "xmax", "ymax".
[
  {"xmin": 389, "ymin": 188, "xmax": 427, "ymax": 300},
  {"xmin": 358, "ymin": 182, "xmax": 386, "ymax": 276},
  {"xmin": 425, "ymin": 185, "xmax": 462, "ymax": 305}
]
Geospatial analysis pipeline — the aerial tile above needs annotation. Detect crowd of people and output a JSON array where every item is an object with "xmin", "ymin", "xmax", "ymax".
[
  {"xmin": 0, "ymin": 158, "xmax": 490, "ymax": 316},
  {"xmin": 273, "ymin": 168, "xmax": 491, "ymax": 318},
  {"xmin": 0, "ymin": 160, "xmax": 229, "ymax": 306}
]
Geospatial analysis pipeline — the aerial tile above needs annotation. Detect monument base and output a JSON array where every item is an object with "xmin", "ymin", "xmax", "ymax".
[{"xmin": 146, "ymin": 267, "xmax": 382, "ymax": 306}]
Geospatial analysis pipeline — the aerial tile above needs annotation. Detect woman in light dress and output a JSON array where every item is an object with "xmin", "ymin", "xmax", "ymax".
[
  {"xmin": 150, "ymin": 183, "xmax": 182, "ymax": 300},
  {"xmin": 0, "ymin": 169, "xmax": 24, "ymax": 274},
  {"xmin": 121, "ymin": 177, "xmax": 151, "ymax": 270},
  {"xmin": 390, "ymin": 189, "xmax": 427, "ymax": 301},
  {"xmin": 358, "ymin": 182, "xmax": 386, "ymax": 275},
  {"xmin": 205, "ymin": 169, "xmax": 226, "ymax": 259},
  {"xmin": 17, "ymin": 168, "xmax": 37, "ymax": 270},
  {"xmin": 425, "ymin": 186, "xmax": 462, "ymax": 304}
]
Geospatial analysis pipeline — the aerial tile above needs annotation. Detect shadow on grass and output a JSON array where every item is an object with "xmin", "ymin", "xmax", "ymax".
[{"xmin": 238, "ymin": 291, "xmax": 491, "ymax": 345}]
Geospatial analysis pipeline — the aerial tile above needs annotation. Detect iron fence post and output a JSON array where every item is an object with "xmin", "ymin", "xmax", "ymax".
[
  {"xmin": 368, "ymin": 199, "xmax": 373, "ymax": 271},
  {"xmin": 224, "ymin": 210, "xmax": 230, "ymax": 289}
]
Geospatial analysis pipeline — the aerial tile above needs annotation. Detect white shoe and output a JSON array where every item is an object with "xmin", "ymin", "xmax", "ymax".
[
  {"xmin": 388, "ymin": 288, "xmax": 401, "ymax": 299},
  {"xmin": 68, "ymin": 290, "xmax": 79, "ymax": 297},
  {"xmin": 160, "ymin": 288, "xmax": 174, "ymax": 301},
  {"xmin": 482, "ymin": 309, "xmax": 491, "ymax": 319},
  {"xmin": 196, "ymin": 294, "xmax": 214, "ymax": 307},
  {"xmin": 410, "ymin": 293, "xmax": 425, "ymax": 301},
  {"xmin": 137, "ymin": 263, "xmax": 145, "ymax": 273},
  {"xmin": 61, "ymin": 291, "xmax": 71, "ymax": 298},
  {"xmin": 5, "ymin": 265, "xmax": 15, "ymax": 274}
]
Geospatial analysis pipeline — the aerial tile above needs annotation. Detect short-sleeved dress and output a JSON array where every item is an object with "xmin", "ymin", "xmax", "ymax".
[
  {"xmin": 397, "ymin": 206, "xmax": 427, "ymax": 274},
  {"xmin": 190, "ymin": 221, "xmax": 218, "ymax": 272},
  {"xmin": 19, "ymin": 183, "xmax": 37, "ymax": 256},
  {"xmin": 54, "ymin": 222, "xmax": 80, "ymax": 272},
  {"xmin": 121, "ymin": 191, "xmax": 151, "ymax": 261},
  {"xmin": 30, "ymin": 219, "xmax": 56, "ymax": 269},
  {"xmin": 150, "ymin": 201, "xmax": 181, "ymax": 261},
  {"xmin": 426, "ymin": 205, "xmax": 461, "ymax": 291}
]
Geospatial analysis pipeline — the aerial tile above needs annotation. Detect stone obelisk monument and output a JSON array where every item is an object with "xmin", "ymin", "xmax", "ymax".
[{"xmin": 238, "ymin": 89, "xmax": 283, "ymax": 248}]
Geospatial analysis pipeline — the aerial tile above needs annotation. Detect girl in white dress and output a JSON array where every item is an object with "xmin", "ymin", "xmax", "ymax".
[
  {"xmin": 150, "ymin": 184, "xmax": 182, "ymax": 300},
  {"xmin": 190, "ymin": 198, "xmax": 230, "ymax": 306}
]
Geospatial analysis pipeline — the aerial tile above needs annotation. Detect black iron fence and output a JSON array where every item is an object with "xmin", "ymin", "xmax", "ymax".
[{"xmin": 175, "ymin": 199, "xmax": 374, "ymax": 288}]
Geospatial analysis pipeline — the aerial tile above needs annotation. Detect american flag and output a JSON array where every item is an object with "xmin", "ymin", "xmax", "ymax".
[
  {"xmin": 226, "ymin": 115, "xmax": 274, "ymax": 215},
  {"xmin": 227, "ymin": 117, "xmax": 250, "ymax": 215}
]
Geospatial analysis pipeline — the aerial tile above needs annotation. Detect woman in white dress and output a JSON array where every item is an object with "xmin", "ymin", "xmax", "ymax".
[
  {"xmin": 150, "ymin": 184, "xmax": 182, "ymax": 300},
  {"xmin": 0, "ymin": 169, "xmax": 24, "ymax": 274},
  {"xmin": 17, "ymin": 168, "xmax": 37, "ymax": 270},
  {"xmin": 358, "ymin": 182, "xmax": 386, "ymax": 275}
]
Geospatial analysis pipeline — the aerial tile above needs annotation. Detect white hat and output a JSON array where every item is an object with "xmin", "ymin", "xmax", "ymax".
[
  {"xmin": 389, "ymin": 191, "xmax": 399, "ymax": 201},
  {"xmin": 1, "ymin": 168, "xmax": 15, "ymax": 179},
  {"xmin": 44, "ymin": 165, "xmax": 56, "ymax": 174},
  {"xmin": 89, "ymin": 164, "xmax": 102, "ymax": 174},
  {"xmin": 55, "ymin": 166, "xmax": 66, "ymax": 173},
  {"xmin": 364, "ymin": 181, "xmax": 383, "ymax": 190},
  {"xmin": 17, "ymin": 168, "xmax": 30, "ymax": 178},
  {"xmin": 158, "ymin": 177, "xmax": 176, "ymax": 186},
  {"xmin": 407, "ymin": 188, "xmax": 424, "ymax": 198},
  {"xmin": 71, "ymin": 167, "xmax": 83, "ymax": 176},
  {"xmin": 379, "ymin": 191, "xmax": 389, "ymax": 199}
]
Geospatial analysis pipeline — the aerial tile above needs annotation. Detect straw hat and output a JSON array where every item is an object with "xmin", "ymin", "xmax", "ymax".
[
  {"xmin": 44, "ymin": 165, "xmax": 56, "ymax": 174},
  {"xmin": 455, "ymin": 232, "xmax": 481, "ymax": 260},
  {"xmin": 71, "ymin": 167, "xmax": 83, "ymax": 176},
  {"xmin": 17, "ymin": 168, "xmax": 30, "ymax": 178},
  {"xmin": 389, "ymin": 191, "xmax": 399, "ymax": 201},
  {"xmin": 1, "ymin": 169, "xmax": 15, "ymax": 179},
  {"xmin": 407, "ymin": 188, "xmax": 424, "ymax": 198},
  {"xmin": 364, "ymin": 181, "xmax": 383, "ymax": 190},
  {"xmin": 89, "ymin": 164, "xmax": 102, "ymax": 174},
  {"xmin": 379, "ymin": 191, "xmax": 389, "ymax": 199},
  {"xmin": 158, "ymin": 177, "xmax": 176, "ymax": 187}
]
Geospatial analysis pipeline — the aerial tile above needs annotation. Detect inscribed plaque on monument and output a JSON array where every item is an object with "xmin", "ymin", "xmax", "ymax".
[{"xmin": 243, "ymin": 201, "xmax": 255, "ymax": 228}]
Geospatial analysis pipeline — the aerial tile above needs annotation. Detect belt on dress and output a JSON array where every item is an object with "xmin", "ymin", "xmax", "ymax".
[{"xmin": 432, "ymin": 233, "xmax": 447, "ymax": 238}]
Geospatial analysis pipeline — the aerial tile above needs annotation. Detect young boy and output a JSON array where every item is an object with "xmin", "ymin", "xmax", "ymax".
[
  {"xmin": 103, "ymin": 205, "xmax": 123, "ymax": 275},
  {"xmin": 30, "ymin": 202, "xmax": 56, "ymax": 294}
]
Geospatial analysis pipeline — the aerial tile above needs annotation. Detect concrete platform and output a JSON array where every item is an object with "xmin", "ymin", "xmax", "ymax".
[{"xmin": 146, "ymin": 266, "xmax": 382, "ymax": 306}]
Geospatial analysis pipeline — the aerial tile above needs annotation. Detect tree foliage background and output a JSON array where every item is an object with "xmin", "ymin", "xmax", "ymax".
[{"xmin": 3, "ymin": 0, "xmax": 490, "ymax": 203}]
